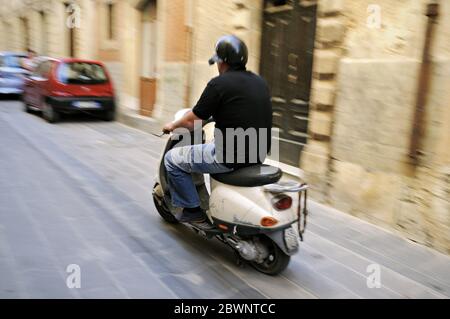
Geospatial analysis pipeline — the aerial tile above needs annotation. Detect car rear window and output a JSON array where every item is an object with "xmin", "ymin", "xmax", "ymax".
[
  {"xmin": 0, "ymin": 55, "xmax": 26, "ymax": 68},
  {"xmin": 56, "ymin": 62, "xmax": 108, "ymax": 84}
]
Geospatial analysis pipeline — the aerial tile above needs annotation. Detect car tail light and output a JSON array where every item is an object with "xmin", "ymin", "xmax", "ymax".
[
  {"xmin": 261, "ymin": 217, "xmax": 278, "ymax": 227},
  {"xmin": 272, "ymin": 194, "xmax": 293, "ymax": 211}
]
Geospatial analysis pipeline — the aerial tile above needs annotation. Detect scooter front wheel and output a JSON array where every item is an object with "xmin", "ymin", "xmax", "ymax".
[
  {"xmin": 152, "ymin": 184, "xmax": 179, "ymax": 224},
  {"xmin": 250, "ymin": 236, "xmax": 290, "ymax": 276}
]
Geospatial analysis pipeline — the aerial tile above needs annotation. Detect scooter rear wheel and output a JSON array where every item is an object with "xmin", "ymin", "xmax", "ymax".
[
  {"xmin": 152, "ymin": 184, "xmax": 179, "ymax": 224},
  {"xmin": 250, "ymin": 236, "xmax": 290, "ymax": 275}
]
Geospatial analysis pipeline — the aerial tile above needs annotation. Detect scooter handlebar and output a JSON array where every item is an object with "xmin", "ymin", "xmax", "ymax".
[{"xmin": 151, "ymin": 132, "xmax": 167, "ymax": 138}]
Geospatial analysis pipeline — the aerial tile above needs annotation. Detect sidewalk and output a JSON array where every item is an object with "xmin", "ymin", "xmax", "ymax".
[{"xmin": 118, "ymin": 111, "xmax": 162, "ymax": 136}]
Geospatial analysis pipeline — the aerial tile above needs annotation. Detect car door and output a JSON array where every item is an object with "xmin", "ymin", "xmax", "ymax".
[
  {"xmin": 24, "ymin": 65, "xmax": 42, "ymax": 107},
  {"xmin": 35, "ymin": 61, "xmax": 52, "ymax": 109},
  {"xmin": 29, "ymin": 61, "xmax": 51, "ymax": 110},
  {"xmin": 25, "ymin": 61, "xmax": 48, "ymax": 107}
]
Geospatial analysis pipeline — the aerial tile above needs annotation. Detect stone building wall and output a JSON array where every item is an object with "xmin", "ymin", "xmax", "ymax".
[
  {"xmin": 301, "ymin": 0, "xmax": 450, "ymax": 254},
  {"xmin": 0, "ymin": 0, "xmax": 448, "ymax": 254},
  {"xmin": 188, "ymin": 0, "xmax": 263, "ymax": 107},
  {"xmin": 153, "ymin": 0, "xmax": 189, "ymax": 122},
  {"xmin": 0, "ymin": 0, "xmax": 98, "ymax": 58},
  {"xmin": 154, "ymin": 0, "xmax": 263, "ymax": 122}
]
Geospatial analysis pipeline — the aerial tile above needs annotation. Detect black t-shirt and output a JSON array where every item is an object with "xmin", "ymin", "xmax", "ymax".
[{"xmin": 193, "ymin": 69, "xmax": 272, "ymax": 169}]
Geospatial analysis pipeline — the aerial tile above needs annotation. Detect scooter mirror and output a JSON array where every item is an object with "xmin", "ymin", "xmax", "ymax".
[{"xmin": 151, "ymin": 132, "xmax": 166, "ymax": 138}]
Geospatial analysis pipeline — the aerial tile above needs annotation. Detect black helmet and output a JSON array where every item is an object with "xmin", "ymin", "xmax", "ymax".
[{"xmin": 208, "ymin": 35, "xmax": 248, "ymax": 67}]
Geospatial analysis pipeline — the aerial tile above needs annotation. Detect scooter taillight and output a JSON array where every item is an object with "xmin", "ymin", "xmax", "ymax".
[{"xmin": 272, "ymin": 194, "xmax": 293, "ymax": 211}]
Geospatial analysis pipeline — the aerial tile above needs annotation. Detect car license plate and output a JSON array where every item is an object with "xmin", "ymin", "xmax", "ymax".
[
  {"xmin": 284, "ymin": 222, "xmax": 300, "ymax": 252},
  {"xmin": 73, "ymin": 101, "xmax": 100, "ymax": 108}
]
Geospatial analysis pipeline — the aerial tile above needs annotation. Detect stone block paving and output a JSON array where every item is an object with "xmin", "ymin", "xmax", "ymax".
[{"xmin": 0, "ymin": 100, "xmax": 449, "ymax": 299}]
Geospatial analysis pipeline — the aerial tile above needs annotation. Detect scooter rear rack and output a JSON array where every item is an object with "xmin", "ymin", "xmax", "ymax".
[{"xmin": 263, "ymin": 181, "xmax": 309, "ymax": 241}]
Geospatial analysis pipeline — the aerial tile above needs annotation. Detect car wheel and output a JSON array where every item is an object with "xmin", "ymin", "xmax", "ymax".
[
  {"xmin": 102, "ymin": 110, "xmax": 115, "ymax": 122},
  {"xmin": 23, "ymin": 103, "xmax": 32, "ymax": 113},
  {"xmin": 43, "ymin": 102, "xmax": 60, "ymax": 123}
]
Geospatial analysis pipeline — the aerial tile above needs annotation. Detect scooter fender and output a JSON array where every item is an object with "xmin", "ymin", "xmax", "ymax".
[{"xmin": 265, "ymin": 229, "xmax": 299, "ymax": 256}]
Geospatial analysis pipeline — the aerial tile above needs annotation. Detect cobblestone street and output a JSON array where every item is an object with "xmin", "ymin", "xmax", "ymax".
[{"xmin": 1, "ymin": 99, "xmax": 449, "ymax": 299}]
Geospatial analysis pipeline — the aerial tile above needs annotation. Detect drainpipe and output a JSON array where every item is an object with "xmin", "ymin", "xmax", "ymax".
[{"xmin": 409, "ymin": 1, "xmax": 439, "ymax": 165}]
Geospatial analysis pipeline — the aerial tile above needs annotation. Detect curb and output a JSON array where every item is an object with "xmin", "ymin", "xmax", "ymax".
[{"xmin": 118, "ymin": 111, "xmax": 162, "ymax": 135}]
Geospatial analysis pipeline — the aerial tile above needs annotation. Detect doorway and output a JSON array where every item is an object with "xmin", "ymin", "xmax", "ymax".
[
  {"xmin": 139, "ymin": 0, "xmax": 158, "ymax": 117},
  {"xmin": 260, "ymin": 0, "xmax": 317, "ymax": 167}
]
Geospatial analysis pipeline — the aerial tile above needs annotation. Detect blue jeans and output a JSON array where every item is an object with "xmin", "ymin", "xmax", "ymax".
[{"xmin": 164, "ymin": 143, "xmax": 233, "ymax": 208}]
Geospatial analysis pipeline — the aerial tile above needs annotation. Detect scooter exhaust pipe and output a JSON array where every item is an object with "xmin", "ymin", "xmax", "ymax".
[{"xmin": 224, "ymin": 236, "xmax": 268, "ymax": 262}]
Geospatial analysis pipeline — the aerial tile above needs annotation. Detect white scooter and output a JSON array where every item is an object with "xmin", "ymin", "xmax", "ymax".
[{"xmin": 152, "ymin": 110, "xmax": 309, "ymax": 275}]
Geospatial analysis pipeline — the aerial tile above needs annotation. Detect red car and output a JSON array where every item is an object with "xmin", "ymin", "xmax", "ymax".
[{"xmin": 23, "ymin": 57, "xmax": 116, "ymax": 123}]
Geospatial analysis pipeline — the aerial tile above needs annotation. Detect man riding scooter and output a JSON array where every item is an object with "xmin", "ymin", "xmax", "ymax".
[{"xmin": 162, "ymin": 35, "xmax": 273, "ymax": 225}]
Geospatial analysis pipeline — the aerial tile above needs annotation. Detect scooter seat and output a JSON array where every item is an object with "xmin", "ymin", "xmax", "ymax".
[{"xmin": 211, "ymin": 164, "xmax": 282, "ymax": 187}]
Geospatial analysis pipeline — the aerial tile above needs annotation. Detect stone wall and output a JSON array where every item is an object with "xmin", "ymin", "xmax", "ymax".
[
  {"xmin": 1, "ymin": 0, "xmax": 447, "ymax": 254},
  {"xmin": 300, "ymin": 0, "xmax": 346, "ymax": 202},
  {"xmin": 152, "ymin": 0, "xmax": 263, "ymax": 122},
  {"xmin": 0, "ymin": 0, "xmax": 98, "ymax": 58},
  {"xmin": 188, "ymin": 0, "xmax": 263, "ymax": 107},
  {"xmin": 152, "ymin": 0, "xmax": 188, "ymax": 123},
  {"xmin": 301, "ymin": 0, "xmax": 450, "ymax": 254}
]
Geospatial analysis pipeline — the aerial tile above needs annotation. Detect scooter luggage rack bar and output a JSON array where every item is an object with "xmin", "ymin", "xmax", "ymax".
[
  {"xmin": 263, "ymin": 181, "xmax": 308, "ymax": 193},
  {"xmin": 263, "ymin": 181, "xmax": 309, "ymax": 241}
]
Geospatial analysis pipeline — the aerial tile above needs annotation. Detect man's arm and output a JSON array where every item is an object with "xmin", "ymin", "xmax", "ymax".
[{"xmin": 162, "ymin": 110, "xmax": 203, "ymax": 134}]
